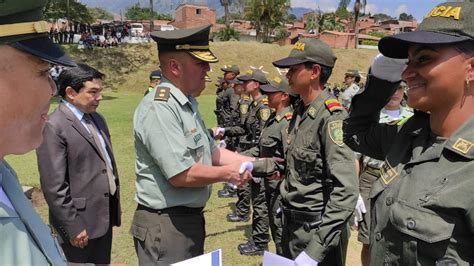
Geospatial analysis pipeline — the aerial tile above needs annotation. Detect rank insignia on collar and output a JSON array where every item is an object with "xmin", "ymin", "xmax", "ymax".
[
  {"xmin": 452, "ymin": 138, "xmax": 472, "ymax": 155},
  {"xmin": 380, "ymin": 160, "xmax": 399, "ymax": 185},
  {"xmin": 328, "ymin": 120, "xmax": 344, "ymax": 146},
  {"xmin": 308, "ymin": 106, "xmax": 317, "ymax": 119}
]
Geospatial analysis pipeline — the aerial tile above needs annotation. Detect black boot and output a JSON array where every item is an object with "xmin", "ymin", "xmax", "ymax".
[
  {"xmin": 227, "ymin": 212, "xmax": 249, "ymax": 222},
  {"xmin": 239, "ymin": 242, "xmax": 268, "ymax": 256}
]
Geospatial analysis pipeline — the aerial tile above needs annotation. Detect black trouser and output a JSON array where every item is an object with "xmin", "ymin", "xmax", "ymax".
[
  {"xmin": 235, "ymin": 182, "xmax": 251, "ymax": 217},
  {"xmin": 250, "ymin": 178, "xmax": 270, "ymax": 247},
  {"xmin": 131, "ymin": 205, "xmax": 205, "ymax": 265},
  {"xmin": 264, "ymin": 179, "xmax": 283, "ymax": 253},
  {"xmin": 61, "ymin": 226, "xmax": 113, "ymax": 264}
]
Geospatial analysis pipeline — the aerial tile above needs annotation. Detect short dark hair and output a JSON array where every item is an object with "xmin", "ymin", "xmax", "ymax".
[
  {"xmin": 455, "ymin": 40, "xmax": 474, "ymax": 55},
  {"xmin": 57, "ymin": 63, "xmax": 105, "ymax": 98},
  {"xmin": 304, "ymin": 62, "xmax": 333, "ymax": 85}
]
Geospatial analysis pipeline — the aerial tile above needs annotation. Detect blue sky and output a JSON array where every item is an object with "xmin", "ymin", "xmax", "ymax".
[{"xmin": 290, "ymin": 0, "xmax": 445, "ymax": 21}]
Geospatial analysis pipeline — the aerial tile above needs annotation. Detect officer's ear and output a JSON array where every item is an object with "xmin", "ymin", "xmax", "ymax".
[
  {"xmin": 310, "ymin": 64, "xmax": 322, "ymax": 82},
  {"xmin": 65, "ymin": 86, "xmax": 78, "ymax": 100}
]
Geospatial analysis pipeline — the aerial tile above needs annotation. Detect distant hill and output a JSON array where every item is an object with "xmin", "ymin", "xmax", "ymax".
[{"xmin": 289, "ymin": 7, "xmax": 314, "ymax": 18}]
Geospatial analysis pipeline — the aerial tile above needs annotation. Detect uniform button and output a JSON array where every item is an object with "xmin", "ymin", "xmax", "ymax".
[
  {"xmin": 407, "ymin": 218, "xmax": 416, "ymax": 230},
  {"xmin": 405, "ymin": 168, "xmax": 412, "ymax": 174},
  {"xmin": 375, "ymin": 232, "xmax": 382, "ymax": 241},
  {"xmin": 102, "ymin": 169, "xmax": 107, "ymax": 174},
  {"xmin": 386, "ymin": 197, "xmax": 393, "ymax": 206},
  {"xmin": 104, "ymin": 193, "xmax": 110, "ymax": 197}
]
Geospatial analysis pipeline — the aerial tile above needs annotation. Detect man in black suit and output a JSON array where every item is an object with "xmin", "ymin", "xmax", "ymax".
[{"xmin": 36, "ymin": 64, "xmax": 121, "ymax": 264}]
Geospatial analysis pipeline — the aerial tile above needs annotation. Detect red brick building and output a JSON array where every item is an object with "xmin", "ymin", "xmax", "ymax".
[{"xmin": 170, "ymin": 4, "xmax": 216, "ymax": 29}]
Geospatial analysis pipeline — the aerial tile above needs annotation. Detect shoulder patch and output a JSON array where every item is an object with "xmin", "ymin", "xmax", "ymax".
[
  {"xmin": 284, "ymin": 112, "xmax": 293, "ymax": 120},
  {"xmin": 324, "ymin": 98, "xmax": 343, "ymax": 113},
  {"xmin": 259, "ymin": 108, "xmax": 271, "ymax": 122},
  {"xmin": 328, "ymin": 120, "xmax": 344, "ymax": 146},
  {"xmin": 154, "ymin": 87, "xmax": 170, "ymax": 102},
  {"xmin": 240, "ymin": 103, "xmax": 249, "ymax": 115}
]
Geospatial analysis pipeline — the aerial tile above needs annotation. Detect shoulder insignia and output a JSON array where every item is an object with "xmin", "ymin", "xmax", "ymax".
[
  {"xmin": 452, "ymin": 138, "xmax": 473, "ymax": 155},
  {"xmin": 154, "ymin": 87, "xmax": 170, "ymax": 102},
  {"xmin": 308, "ymin": 106, "xmax": 318, "ymax": 119},
  {"xmin": 324, "ymin": 98, "xmax": 343, "ymax": 113},
  {"xmin": 327, "ymin": 120, "xmax": 344, "ymax": 146},
  {"xmin": 259, "ymin": 108, "xmax": 271, "ymax": 122},
  {"xmin": 275, "ymin": 114, "xmax": 282, "ymax": 122},
  {"xmin": 284, "ymin": 112, "xmax": 293, "ymax": 120},
  {"xmin": 242, "ymin": 95, "xmax": 250, "ymax": 100},
  {"xmin": 261, "ymin": 97, "xmax": 269, "ymax": 105},
  {"xmin": 240, "ymin": 103, "xmax": 249, "ymax": 115}
]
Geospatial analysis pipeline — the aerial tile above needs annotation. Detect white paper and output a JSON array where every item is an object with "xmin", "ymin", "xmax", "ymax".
[
  {"xmin": 171, "ymin": 249, "xmax": 222, "ymax": 266},
  {"xmin": 263, "ymin": 251, "xmax": 294, "ymax": 266}
]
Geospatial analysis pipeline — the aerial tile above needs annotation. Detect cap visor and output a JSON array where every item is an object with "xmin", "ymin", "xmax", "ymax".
[
  {"xmin": 237, "ymin": 75, "xmax": 252, "ymax": 81},
  {"xmin": 188, "ymin": 50, "xmax": 218, "ymax": 63},
  {"xmin": 13, "ymin": 37, "xmax": 76, "ymax": 67},
  {"xmin": 272, "ymin": 57, "xmax": 307, "ymax": 68},
  {"xmin": 260, "ymin": 83, "xmax": 280, "ymax": 93},
  {"xmin": 379, "ymin": 31, "xmax": 471, "ymax": 58}
]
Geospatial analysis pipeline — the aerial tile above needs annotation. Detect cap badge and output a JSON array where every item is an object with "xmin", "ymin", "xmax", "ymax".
[
  {"xmin": 294, "ymin": 42, "xmax": 305, "ymax": 51},
  {"xmin": 427, "ymin": 6, "xmax": 461, "ymax": 20},
  {"xmin": 273, "ymin": 76, "xmax": 282, "ymax": 84}
]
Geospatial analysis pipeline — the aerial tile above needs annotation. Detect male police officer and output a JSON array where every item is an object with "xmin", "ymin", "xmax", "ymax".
[
  {"xmin": 131, "ymin": 25, "xmax": 253, "ymax": 265},
  {"xmin": 144, "ymin": 69, "xmax": 161, "ymax": 96},
  {"xmin": 0, "ymin": 0, "xmax": 76, "ymax": 264},
  {"xmin": 252, "ymin": 38, "xmax": 358, "ymax": 265}
]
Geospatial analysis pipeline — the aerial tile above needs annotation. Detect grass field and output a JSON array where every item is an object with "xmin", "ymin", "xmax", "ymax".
[{"xmin": 5, "ymin": 42, "xmax": 373, "ymax": 265}]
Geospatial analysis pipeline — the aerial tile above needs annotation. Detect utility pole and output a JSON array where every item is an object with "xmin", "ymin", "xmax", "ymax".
[{"xmin": 150, "ymin": 0, "xmax": 154, "ymax": 32}]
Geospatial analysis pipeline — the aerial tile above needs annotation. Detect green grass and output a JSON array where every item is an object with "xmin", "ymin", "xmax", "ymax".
[{"xmin": 6, "ymin": 41, "xmax": 368, "ymax": 265}]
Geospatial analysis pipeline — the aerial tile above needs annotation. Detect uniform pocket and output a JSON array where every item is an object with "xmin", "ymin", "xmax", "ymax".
[
  {"xmin": 389, "ymin": 200, "xmax": 454, "ymax": 243},
  {"xmin": 130, "ymin": 223, "xmax": 147, "ymax": 242},
  {"xmin": 260, "ymin": 137, "xmax": 278, "ymax": 157},
  {"xmin": 186, "ymin": 131, "xmax": 205, "ymax": 163},
  {"xmin": 72, "ymin": 197, "xmax": 86, "ymax": 210},
  {"xmin": 292, "ymin": 147, "xmax": 322, "ymax": 185}
]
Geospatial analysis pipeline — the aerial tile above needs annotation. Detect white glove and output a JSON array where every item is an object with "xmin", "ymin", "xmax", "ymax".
[
  {"xmin": 218, "ymin": 140, "xmax": 227, "ymax": 148},
  {"xmin": 371, "ymin": 53, "xmax": 408, "ymax": 82},
  {"xmin": 355, "ymin": 194, "xmax": 367, "ymax": 223},
  {"xmin": 294, "ymin": 251, "xmax": 319, "ymax": 266},
  {"xmin": 217, "ymin": 127, "xmax": 225, "ymax": 135},
  {"xmin": 239, "ymin": 161, "xmax": 261, "ymax": 183}
]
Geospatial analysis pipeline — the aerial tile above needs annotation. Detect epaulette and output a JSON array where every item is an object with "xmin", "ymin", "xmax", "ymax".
[
  {"xmin": 284, "ymin": 112, "xmax": 293, "ymax": 120},
  {"xmin": 242, "ymin": 95, "xmax": 250, "ymax": 100},
  {"xmin": 324, "ymin": 98, "xmax": 343, "ymax": 113},
  {"xmin": 261, "ymin": 97, "xmax": 269, "ymax": 105},
  {"xmin": 154, "ymin": 87, "xmax": 170, "ymax": 102}
]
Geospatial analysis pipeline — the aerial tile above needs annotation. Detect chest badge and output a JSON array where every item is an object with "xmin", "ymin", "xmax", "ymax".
[
  {"xmin": 240, "ymin": 104, "xmax": 248, "ymax": 115},
  {"xmin": 380, "ymin": 160, "xmax": 399, "ymax": 185},
  {"xmin": 452, "ymin": 138, "xmax": 472, "ymax": 155},
  {"xmin": 193, "ymin": 133, "xmax": 202, "ymax": 144}
]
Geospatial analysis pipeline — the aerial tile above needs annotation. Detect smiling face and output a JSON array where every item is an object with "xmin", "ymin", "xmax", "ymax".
[
  {"xmin": 0, "ymin": 45, "xmax": 57, "ymax": 157},
  {"xmin": 402, "ymin": 44, "xmax": 473, "ymax": 113},
  {"xmin": 66, "ymin": 79, "xmax": 104, "ymax": 114}
]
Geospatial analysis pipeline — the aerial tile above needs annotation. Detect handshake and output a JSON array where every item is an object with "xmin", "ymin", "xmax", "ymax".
[
  {"xmin": 228, "ymin": 158, "xmax": 286, "ymax": 188},
  {"xmin": 212, "ymin": 127, "xmax": 225, "ymax": 140}
]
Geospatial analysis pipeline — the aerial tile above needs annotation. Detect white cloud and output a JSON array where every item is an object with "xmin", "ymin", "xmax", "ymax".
[
  {"xmin": 395, "ymin": 4, "xmax": 409, "ymax": 16},
  {"xmin": 364, "ymin": 3, "xmax": 379, "ymax": 14},
  {"xmin": 291, "ymin": 0, "xmax": 337, "ymax": 12}
]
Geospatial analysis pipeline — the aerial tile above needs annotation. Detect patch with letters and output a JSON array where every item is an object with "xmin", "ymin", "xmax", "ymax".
[
  {"xmin": 452, "ymin": 138, "xmax": 472, "ymax": 155},
  {"xmin": 259, "ymin": 108, "xmax": 271, "ymax": 122},
  {"xmin": 193, "ymin": 133, "xmax": 202, "ymax": 144},
  {"xmin": 154, "ymin": 87, "xmax": 170, "ymax": 101},
  {"xmin": 240, "ymin": 104, "xmax": 248, "ymax": 114},
  {"xmin": 380, "ymin": 160, "xmax": 399, "ymax": 185},
  {"xmin": 328, "ymin": 120, "xmax": 344, "ymax": 146},
  {"xmin": 427, "ymin": 5, "xmax": 462, "ymax": 20}
]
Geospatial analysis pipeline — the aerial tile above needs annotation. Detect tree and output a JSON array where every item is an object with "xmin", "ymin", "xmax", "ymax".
[
  {"xmin": 398, "ymin": 12, "xmax": 414, "ymax": 21},
  {"xmin": 125, "ymin": 3, "xmax": 171, "ymax": 21},
  {"xmin": 373, "ymin": 13, "xmax": 393, "ymax": 22},
  {"xmin": 44, "ymin": 0, "xmax": 93, "ymax": 23},
  {"xmin": 88, "ymin": 7, "xmax": 114, "ymax": 21},
  {"xmin": 218, "ymin": 27, "xmax": 240, "ymax": 41},
  {"xmin": 220, "ymin": 0, "xmax": 231, "ymax": 27},
  {"xmin": 288, "ymin": 13, "xmax": 297, "ymax": 22},
  {"xmin": 244, "ymin": 0, "xmax": 290, "ymax": 43},
  {"xmin": 338, "ymin": 0, "xmax": 367, "ymax": 47},
  {"xmin": 335, "ymin": 6, "xmax": 352, "ymax": 19}
]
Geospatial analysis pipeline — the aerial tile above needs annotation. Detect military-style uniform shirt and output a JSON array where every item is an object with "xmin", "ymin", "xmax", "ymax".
[
  {"xmin": 0, "ymin": 160, "xmax": 66, "ymax": 265},
  {"xmin": 225, "ymin": 94, "xmax": 271, "ymax": 150},
  {"xmin": 215, "ymin": 86, "xmax": 234, "ymax": 127},
  {"xmin": 133, "ymin": 78, "xmax": 216, "ymax": 209},
  {"xmin": 344, "ymin": 75, "xmax": 474, "ymax": 265},
  {"xmin": 363, "ymin": 106, "xmax": 414, "ymax": 169},
  {"xmin": 281, "ymin": 89, "xmax": 358, "ymax": 261}
]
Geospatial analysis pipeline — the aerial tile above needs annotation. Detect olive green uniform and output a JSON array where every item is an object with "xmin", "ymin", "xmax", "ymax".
[
  {"xmin": 215, "ymin": 85, "xmax": 233, "ymax": 127},
  {"xmin": 226, "ymin": 95, "xmax": 272, "ymax": 246},
  {"xmin": 243, "ymin": 106, "xmax": 293, "ymax": 254},
  {"xmin": 279, "ymin": 90, "xmax": 358, "ymax": 264},
  {"xmin": 344, "ymin": 75, "xmax": 474, "ymax": 265},
  {"xmin": 358, "ymin": 106, "xmax": 413, "ymax": 244},
  {"xmin": 131, "ymin": 80, "xmax": 216, "ymax": 265}
]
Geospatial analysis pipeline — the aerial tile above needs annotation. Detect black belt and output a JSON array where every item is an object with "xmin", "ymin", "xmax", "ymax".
[
  {"xmin": 137, "ymin": 204, "xmax": 203, "ymax": 215},
  {"xmin": 282, "ymin": 207, "xmax": 322, "ymax": 225}
]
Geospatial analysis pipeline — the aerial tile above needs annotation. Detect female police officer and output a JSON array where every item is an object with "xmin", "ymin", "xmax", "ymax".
[{"xmin": 344, "ymin": 1, "xmax": 474, "ymax": 265}]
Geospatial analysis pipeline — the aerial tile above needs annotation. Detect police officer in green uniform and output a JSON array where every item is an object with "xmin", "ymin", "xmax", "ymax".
[
  {"xmin": 253, "ymin": 38, "xmax": 359, "ymax": 265},
  {"xmin": 0, "ymin": 0, "xmax": 76, "ymax": 264},
  {"xmin": 240, "ymin": 75, "xmax": 294, "ymax": 255},
  {"xmin": 215, "ymin": 64, "xmax": 239, "ymax": 127},
  {"xmin": 144, "ymin": 69, "xmax": 161, "ymax": 96},
  {"xmin": 356, "ymin": 81, "xmax": 413, "ymax": 266},
  {"xmin": 344, "ymin": 2, "xmax": 474, "ymax": 265},
  {"xmin": 130, "ymin": 25, "xmax": 253, "ymax": 265}
]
